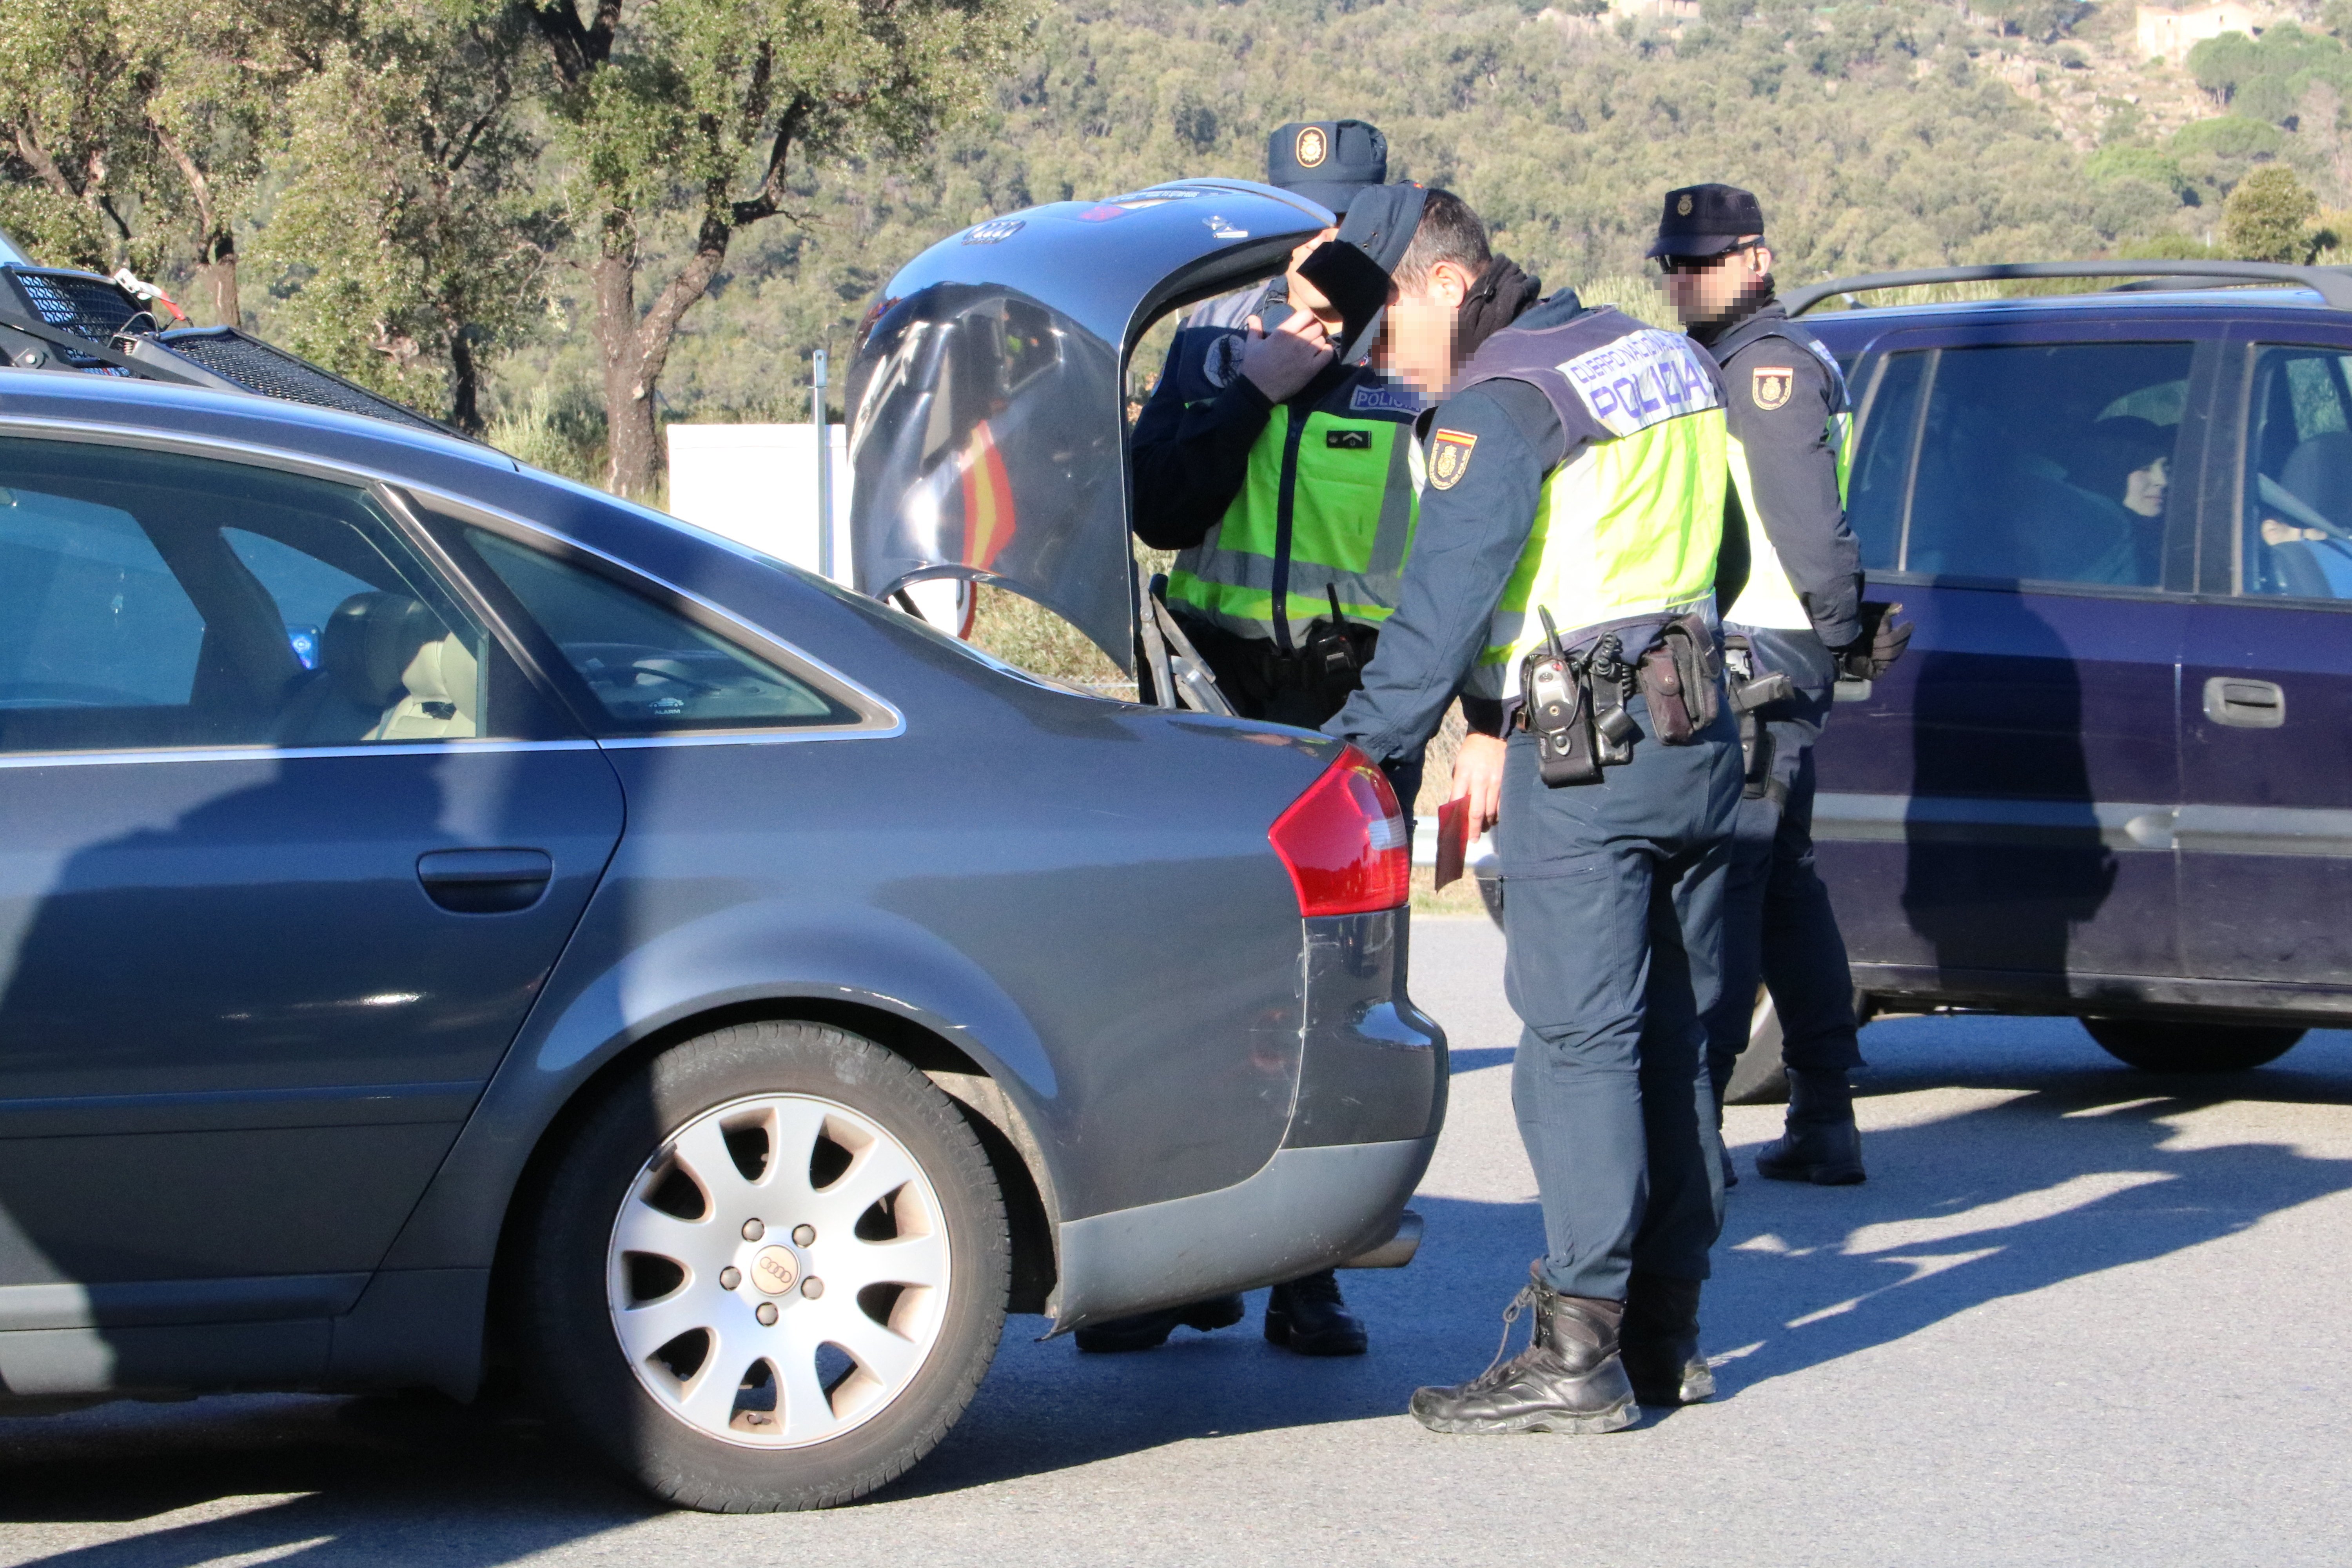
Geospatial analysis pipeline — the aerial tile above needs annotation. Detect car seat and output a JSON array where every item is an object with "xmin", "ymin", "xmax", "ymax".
[
  {"xmin": 2250, "ymin": 432, "xmax": 2352, "ymax": 597},
  {"xmin": 274, "ymin": 591, "xmax": 476, "ymax": 743}
]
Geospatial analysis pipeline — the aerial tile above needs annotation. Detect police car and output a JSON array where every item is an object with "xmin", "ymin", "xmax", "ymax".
[{"xmin": 1785, "ymin": 259, "xmax": 2352, "ymax": 1077}]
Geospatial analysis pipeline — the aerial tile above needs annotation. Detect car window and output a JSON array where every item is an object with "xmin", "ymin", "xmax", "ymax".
[
  {"xmin": 225, "ymin": 527, "xmax": 374, "ymax": 669},
  {"xmin": 463, "ymin": 528, "xmax": 857, "ymax": 733},
  {"xmin": 1898, "ymin": 342, "xmax": 2194, "ymax": 589},
  {"xmin": 0, "ymin": 437, "xmax": 512, "ymax": 755},
  {"xmin": 2239, "ymin": 345, "xmax": 2352, "ymax": 601},
  {"xmin": 1846, "ymin": 351, "xmax": 1926, "ymax": 572}
]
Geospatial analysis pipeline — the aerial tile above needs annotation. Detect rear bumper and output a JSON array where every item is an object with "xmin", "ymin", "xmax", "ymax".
[
  {"xmin": 1046, "ymin": 1134, "xmax": 1438, "ymax": 1331},
  {"xmin": 1046, "ymin": 907, "xmax": 1445, "ymax": 1332}
]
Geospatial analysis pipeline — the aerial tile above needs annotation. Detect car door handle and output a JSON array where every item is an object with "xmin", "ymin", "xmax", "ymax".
[
  {"xmin": 416, "ymin": 848, "xmax": 554, "ymax": 914},
  {"xmin": 2202, "ymin": 676, "xmax": 2286, "ymax": 729}
]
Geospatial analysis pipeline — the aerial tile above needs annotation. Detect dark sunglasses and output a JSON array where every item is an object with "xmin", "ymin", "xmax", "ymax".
[{"xmin": 1656, "ymin": 241, "xmax": 1759, "ymax": 276}]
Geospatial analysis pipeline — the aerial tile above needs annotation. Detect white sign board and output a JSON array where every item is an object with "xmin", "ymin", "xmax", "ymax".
[{"xmin": 665, "ymin": 423, "xmax": 850, "ymax": 580}]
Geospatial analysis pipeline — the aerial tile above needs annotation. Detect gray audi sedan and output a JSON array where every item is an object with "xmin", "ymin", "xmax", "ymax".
[{"xmin": 0, "ymin": 180, "xmax": 1441, "ymax": 1511}]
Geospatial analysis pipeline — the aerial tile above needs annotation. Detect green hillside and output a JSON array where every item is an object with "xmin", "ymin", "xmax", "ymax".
[
  {"xmin": 529, "ymin": 0, "xmax": 2352, "ymax": 448},
  {"xmin": 11, "ymin": 0, "xmax": 2352, "ymax": 474}
]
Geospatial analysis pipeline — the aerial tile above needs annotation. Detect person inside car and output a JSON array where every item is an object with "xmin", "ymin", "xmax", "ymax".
[{"xmin": 2064, "ymin": 417, "xmax": 2171, "ymax": 586}]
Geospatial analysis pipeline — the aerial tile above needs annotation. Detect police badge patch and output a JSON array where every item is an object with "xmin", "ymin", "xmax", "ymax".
[
  {"xmin": 1751, "ymin": 365, "xmax": 1794, "ymax": 412},
  {"xmin": 1203, "ymin": 334, "xmax": 1245, "ymax": 389},
  {"xmin": 1429, "ymin": 428, "xmax": 1477, "ymax": 490},
  {"xmin": 1296, "ymin": 125, "xmax": 1328, "ymax": 168}
]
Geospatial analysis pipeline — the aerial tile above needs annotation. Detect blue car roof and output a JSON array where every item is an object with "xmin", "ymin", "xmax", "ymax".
[{"xmin": 1806, "ymin": 285, "xmax": 2345, "ymax": 330}]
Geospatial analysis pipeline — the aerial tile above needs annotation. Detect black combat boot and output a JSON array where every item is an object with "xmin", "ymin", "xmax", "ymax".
[
  {"xmin": 1621, "ymin": 1271, "xmax": 1714, "ymax": 1406},
  {"xmin": 1265, "ymin": 1269, "xmax": 1367, "ymax": 1356},
  {"xmin": 1755, "ymin": 1069, "xmax": 1866, "ymax": 1185},
  {"xmin": 1408, "ymin": 1263, "xmax": 1638, "ymax": 1435},
  {"xmin": 1074, "ymin": 1293, "xmax": 1245, "ymax": 1353}
]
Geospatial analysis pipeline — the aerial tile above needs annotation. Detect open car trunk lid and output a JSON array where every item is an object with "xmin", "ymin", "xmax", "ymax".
[{"xmin": 844, "ymin": 179, "xmax": 1331, "ymax": 670}]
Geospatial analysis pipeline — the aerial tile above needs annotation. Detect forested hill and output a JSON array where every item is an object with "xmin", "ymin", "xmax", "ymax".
[{"xmin": 630, "ymin": 0, "xmax": 2333, "ymax": 429}]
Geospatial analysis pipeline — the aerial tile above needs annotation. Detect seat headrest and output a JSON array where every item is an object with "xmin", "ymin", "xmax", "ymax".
[
  {"xmin": 320, "ymin": 592, "xmax": 446, "ymax": 710},
  {"xmin": 400, "ymin": 632, "xmax": 479, "ymax": 723}
]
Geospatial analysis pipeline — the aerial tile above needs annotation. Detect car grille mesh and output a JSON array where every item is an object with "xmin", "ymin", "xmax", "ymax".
[
  {"xmin": 13, "ymin": 270, "xmax": 142, "ymax": 339},
  {"xmin": 159, "ymin": 329, "xmax": 450, "ymax": 434},
  {"xmin": 7, "ymin": 269, "xmax": 143, "ymax": 370}
]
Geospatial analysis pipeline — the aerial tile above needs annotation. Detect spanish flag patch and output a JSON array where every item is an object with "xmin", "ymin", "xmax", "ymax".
[{"xmin": 1429, "ymin": 428, "xmax": 1477, "ymax": 490}]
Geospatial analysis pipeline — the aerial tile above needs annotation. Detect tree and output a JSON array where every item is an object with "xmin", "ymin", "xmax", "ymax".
[
  {"xmin": 132, "ymin": 0, "xmax": 315, "ymax": 326},
  {"xmin": 0, "ymin": 0, "xmax": 162, "ymax": 272},
  {"xmin": 257, "ymin": 1, "xmax": 552, "ymax": 431},
  {"xmin": 520, "ymin": 0, "xmax": 1032, "ymax": 497},
  {"xmin": 2223, "ymin": 163, "xmax": 2320, "ymax": 263}
]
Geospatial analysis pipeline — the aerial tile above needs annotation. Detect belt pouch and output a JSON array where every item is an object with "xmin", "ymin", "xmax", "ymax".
[{"xmin": 1639, "ymin": 613, "xmax": 1721, "ymax": 744}]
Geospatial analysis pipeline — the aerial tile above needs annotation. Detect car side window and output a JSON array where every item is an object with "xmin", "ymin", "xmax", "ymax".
[
  {"xmin": 0, "ymin": 437, "xmax": 515, "ymax": 756},
  {"xmin": 2239, "ymin": 345, "xmax": 2352, "ymax": 601},
  {"xmin": 463, "ymin": 528, "xmax": 858, "ymax": 733},
  {"xmin": 1895, "ymin": 342, "xmax": 2194, "ymax": 590},
  {"xmin": 1846, "ymin": 350, "xmax": 1926, "ymax": 572}
]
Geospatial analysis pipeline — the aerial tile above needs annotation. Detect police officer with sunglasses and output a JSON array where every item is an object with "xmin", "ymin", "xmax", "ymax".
[{"xmin": 1651, "ymin": 183, "xmax": 1908, "ymax": 1188}]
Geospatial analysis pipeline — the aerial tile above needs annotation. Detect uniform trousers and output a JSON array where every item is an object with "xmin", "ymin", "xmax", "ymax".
[
  {"xmin": 1497, "ymin": 691, "xmax": 1740, "ymax": 1300},
  {"xmin": 1701, "ymin": 626, "xmax": 1866, "ymax": 1103}
]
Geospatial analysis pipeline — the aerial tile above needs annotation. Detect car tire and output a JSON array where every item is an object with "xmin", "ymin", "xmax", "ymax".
[
  {"xmin": 2081, "ymin": 1017, "xmax": 2306, "ymax": 1074},
  {"xmin": 521, "ymin": 1019, "xmax": 1008, "ymax": 1512}
]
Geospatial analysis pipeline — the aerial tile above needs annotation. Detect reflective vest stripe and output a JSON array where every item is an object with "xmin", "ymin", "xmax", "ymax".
[
  {"xmin": 1165, "ymin": 399, "xmax": 1419, "ymax": 642},
  {"xmin": 1723, "ymin": 407, "xmax": 1852, "ymax": 632},
  {"xmin": 1477, "ymin": 407, "xmax": 1728, "ymax": 695}
]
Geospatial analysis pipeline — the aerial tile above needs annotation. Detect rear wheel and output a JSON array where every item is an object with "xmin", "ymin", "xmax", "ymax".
[
  {"xmin": 2081, "ymin": 1017, "xmax": 2305, "ymax": 1074},
  {"xmin": 523, "ymin": 1020, "xmax": 1007, "ymax": 1511}
]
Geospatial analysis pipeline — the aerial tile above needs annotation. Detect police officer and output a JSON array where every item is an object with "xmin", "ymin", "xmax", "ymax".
[
  {"xmin": 1130, "ymin": 120, "xmax": 1436, "ymax": 744},
  {"xmin": 1327, "ymin": 187, "xmax": 1741, "ymax": 1429},
  {"xmin": 1651, "ymin": 185, "xmax": 1907, "ymax": 1186},
  {"xmin": 1085, "ymin": 182, "xmax": 1542, "ymax": 1360}
]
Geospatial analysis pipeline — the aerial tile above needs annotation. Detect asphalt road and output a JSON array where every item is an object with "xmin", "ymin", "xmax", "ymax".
[{"xmin": 7, "ymin": 915, "xmax": 2352, "ymax": 1567}]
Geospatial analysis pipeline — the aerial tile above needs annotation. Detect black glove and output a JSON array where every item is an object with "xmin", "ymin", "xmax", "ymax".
[{"xmin": 1836, "ymin": 601, "xmax": 1912, "ymax": 681}]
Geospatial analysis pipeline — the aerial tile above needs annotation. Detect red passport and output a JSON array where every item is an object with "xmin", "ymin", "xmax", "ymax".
[{"xmin": 1434, "ymin": 796, "xmax": 1470, "ymax": 889}]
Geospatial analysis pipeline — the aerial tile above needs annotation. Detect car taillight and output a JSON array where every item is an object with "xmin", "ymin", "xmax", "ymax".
[{"xmin": 1268, "ymin": 745, "xmax": 1411, "ymax": 917}]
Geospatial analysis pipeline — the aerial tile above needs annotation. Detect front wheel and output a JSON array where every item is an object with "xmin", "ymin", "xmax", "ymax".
[
  {"xmin": 2081, "ymin": 1017, "xmax": 2305, "ymax": 1074},
  {"xmin": 522, "ymin": 1020, "xmax": 1008, "ymax": 1511}
]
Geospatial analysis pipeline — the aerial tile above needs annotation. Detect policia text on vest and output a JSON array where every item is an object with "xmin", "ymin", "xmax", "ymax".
[{"xmin": 1326, "ymin": 291, "xmax": 1744, "ymax": 1432}]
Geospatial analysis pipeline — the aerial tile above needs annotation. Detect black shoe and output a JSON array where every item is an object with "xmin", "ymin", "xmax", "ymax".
[
  {"xmin": 1074, "ymin": 1293, "xmax": 1245, "ymax": 1353},
  {"xmin": 1265, "ymin": 1270, "xmax": 1367, "ymax": 1356},
  {"xmin": 1408, "ymin": 1264, "xmax": 1637, "ymax": 1435},
  {"xmin": 1755, "ymin": 1069, "xmax": 1866, "ymax": 1185},
  {"xmin": 1621, "ymin": 1272, "xmax": 1714, "ymax": 1406}
]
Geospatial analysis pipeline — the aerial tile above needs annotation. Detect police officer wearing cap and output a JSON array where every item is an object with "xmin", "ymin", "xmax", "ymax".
[
  {"xmin": 1326, "ymin": 186, "xmax": 1740, "ymax": 1431},
  {"xmin": 1086, "ymin": 129, "xmax": 1410, "ymax": 1360},
  {"xmin": 1650, "ymin": 183, "xmax": 1909, "ymax": 1186},
  {"xmin": 1129, "ymin": 121, "xmax": 1430, "ymax": 742}
]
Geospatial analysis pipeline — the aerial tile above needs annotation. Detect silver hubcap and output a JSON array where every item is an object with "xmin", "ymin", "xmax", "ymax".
[{"xmin": 606, "ymin": 1093, "xmax": 951, "ymax": 1447}]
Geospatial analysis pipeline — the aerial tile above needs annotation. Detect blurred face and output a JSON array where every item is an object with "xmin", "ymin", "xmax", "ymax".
[
  {"xmin": 1376, "ymin": 258, "xmax": 1478, "ymax": 396},
  {"xmin": 1283, "ymin": 230, "xmax": 1346, "ymax": 339},
  {"xmin": 1661, "ymin": 239, "xmax": 1772, "ymax": 328},
  {"xmin": 2123, "ymin": 455, "xmax": 2169, "ymax": 519}
]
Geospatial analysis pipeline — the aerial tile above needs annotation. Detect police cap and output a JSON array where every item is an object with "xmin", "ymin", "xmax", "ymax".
[
  {"xmin": 1267, "ymin": 120, "xmax": 1388, "ymax": 217},
  {"xmin": 1646, "ymin": 183, "xmax": 1767, "ymax": 259}
]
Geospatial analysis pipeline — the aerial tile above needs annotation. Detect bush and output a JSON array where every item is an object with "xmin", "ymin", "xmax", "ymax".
[{"xmin": 2223, "ymin": 165, "xmax": 2321, "ymax": 263}]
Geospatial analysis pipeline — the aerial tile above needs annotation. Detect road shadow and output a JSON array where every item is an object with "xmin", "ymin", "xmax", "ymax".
[
  {"xmin": 891, "ymin": 1027, "xmax": 2352, "ymax": 1494},
  {"xmin": 0, "ymin": 1392, "xmax": 651, "ymax": 1564},
  {"xmin": 6, "ymin": 1025, "xmax": 2349, "ymax": 1531}
]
